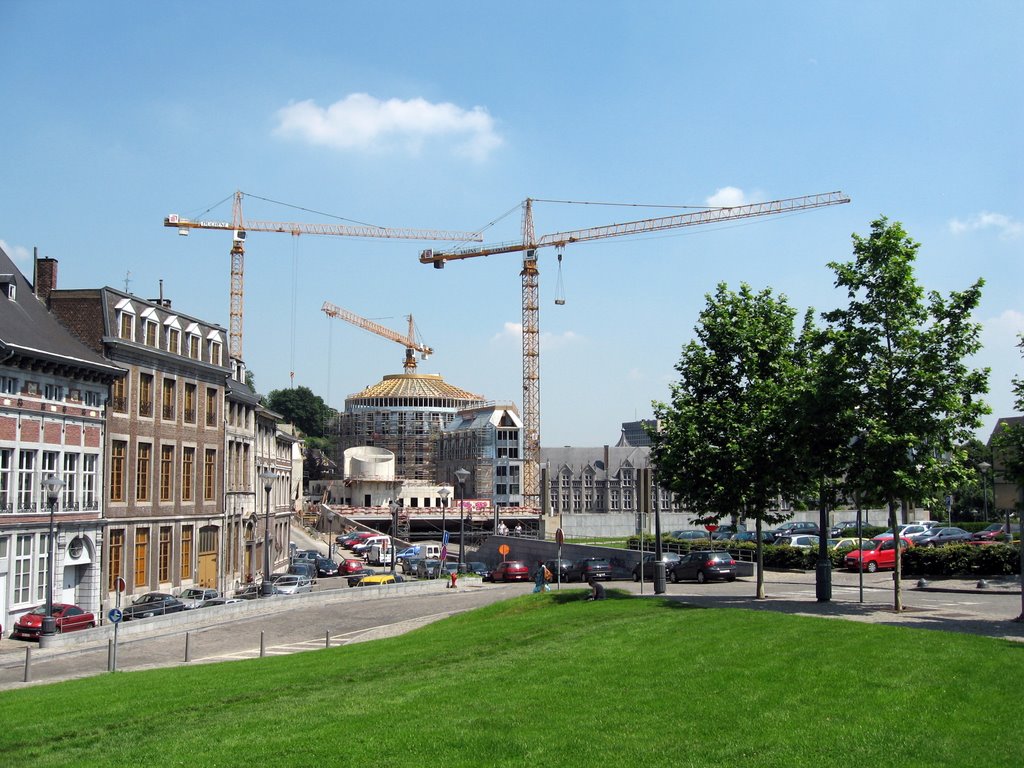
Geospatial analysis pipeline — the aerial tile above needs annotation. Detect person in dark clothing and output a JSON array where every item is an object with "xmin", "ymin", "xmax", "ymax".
[{"xmin": 587, "ymin": 576, "xmax": 606, "ymax": 601}]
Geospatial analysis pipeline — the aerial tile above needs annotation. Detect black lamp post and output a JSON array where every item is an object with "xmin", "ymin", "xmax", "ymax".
[
  {"xmin": 438, "ymin": 486, "xmax": 450, "ymax": 561},
  {"xmin": 260, "ymin": 470, "xmax": 276, "ymax": 596},
  {"xmin": 389, "ymin": 499, "xmax": 400, "ymax": 576},
  {"xmin": 455, "ymin": 468, "xmax": 469, "ymax": 571},
  {"xmin": 978, "ymin": 461, "xmax": 991, "ymax": 522},
  {"xmin": 41, "ymin": 474, "xmax": 64, "ymax": 637}
]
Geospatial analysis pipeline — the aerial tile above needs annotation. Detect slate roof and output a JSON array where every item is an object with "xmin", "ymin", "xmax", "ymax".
[{"xmin": 0, "ymin": 247, "xmax": 122, "ymax": 379}]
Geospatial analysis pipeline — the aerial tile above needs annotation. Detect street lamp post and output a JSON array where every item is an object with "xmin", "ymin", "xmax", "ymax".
[
  {"xmin": 438, "ymin": 486, "xmax": 450, "ymax": 562},
  {"xmin": 455, "ymin": 468, "xmax": 469, "ymax": 572},
  {"xmin": 260, "ymin": 470, "xmax": 276, "ymax": 596},
  {"xmin": 389, "ymin": 499, "xmax": 400, "ymax": 577},
  {"xmin": 41, "ymin": 474, "xmax": 65, "ymax": 637}
]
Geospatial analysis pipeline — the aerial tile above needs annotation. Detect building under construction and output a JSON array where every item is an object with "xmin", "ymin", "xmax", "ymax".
[{"xmin": 328, "ymin": 370, "xmax": 486, "ymax": 483}]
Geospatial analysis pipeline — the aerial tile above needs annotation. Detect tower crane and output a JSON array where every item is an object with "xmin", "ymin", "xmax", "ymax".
[
  {"xmin": 420, "ymin": 190, "xmax": 851, "ymax": 508},
  {"xmin": 165, "ymin": 190, "xmax": 482, "ymax": 361},
  {"xmin": 321, "ymin": 301, "xmax": 433, "ymax": 373}
]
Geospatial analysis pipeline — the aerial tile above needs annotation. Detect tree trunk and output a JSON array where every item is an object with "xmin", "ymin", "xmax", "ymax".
[{"xmin": 889, "ymin": 500, "xmax": 903, "ymax": 612}]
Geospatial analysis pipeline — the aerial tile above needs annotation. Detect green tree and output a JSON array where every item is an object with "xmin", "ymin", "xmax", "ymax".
[
  {"xmin": 651, "ymin": 283, "xmax": 809, "ymax": 598},
  {"xmin": 265, "ymin": 386, "xmax": 334, "ymax": 439},
  {"xmin": 991, "ymin": 334, "xmax": 1024, "ymax": 622},
  {"xmin": 824, "ymin": 217, "xmax": 988, "ymax": 611}
]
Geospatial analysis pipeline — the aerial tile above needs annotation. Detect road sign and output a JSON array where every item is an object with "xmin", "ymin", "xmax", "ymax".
[
  {"xmin": 498, "ymin": 544, "xmax": 510, "ymax": 557},
  {"xmin": 555, "ymin": 528, "xmax": 564, "ymax": 546},
  {"xmin": 442, "ymin": 531, "xmax": 450, "ymax": 546},
  {"xmin": 108, "ymin": 608, "xmax": 123, "ymax": 624},
  {"xmin": 114, "ymin": 577, "xmax": 126, "ymax": 593},
  {"xmin": 706, "ymin": 524, "xmax": 718, "ymax": 533},
  {"xmin": 440, "ymin": 545, "xmax": 448, "ymax": 562}
]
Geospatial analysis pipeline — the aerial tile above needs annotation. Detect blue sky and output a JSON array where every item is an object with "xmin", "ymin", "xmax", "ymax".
[{"xmin": 2, "ymin": 1, "xmax": 1022, "ymax": 447}]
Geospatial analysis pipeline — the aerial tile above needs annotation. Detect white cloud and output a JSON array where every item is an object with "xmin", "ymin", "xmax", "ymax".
[
  {"xmin": 490, "ymin": 321, "xmax": 580, "ymax": 350},
  {"xmin": 948, "ymin": 211, "xmax": 1023, "ymax": 239},
  {"xmin": 0, "ymin": 240, "xmax": 31, "ymax": 266},
  {"xmin": 705, "ymin": 187, "xmax": 747, "ymax": 207},
  {"xmin": 273, "ymin": 93, "xmax": 503, "ymax": 161}
]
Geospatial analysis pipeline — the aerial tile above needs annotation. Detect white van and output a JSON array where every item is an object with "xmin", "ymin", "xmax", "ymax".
[{"xmin": 367, "ymin": 542, "xmax": 394, "ymax": 566}]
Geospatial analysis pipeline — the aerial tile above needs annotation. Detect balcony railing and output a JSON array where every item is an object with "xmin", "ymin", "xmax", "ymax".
[
  {"xmin": 139, "ymin": 402, "xmax": 153, "ymax": 417},
  {"xmin": 163, "ymin": 405, "xmax": 175, "ymax": 420}
]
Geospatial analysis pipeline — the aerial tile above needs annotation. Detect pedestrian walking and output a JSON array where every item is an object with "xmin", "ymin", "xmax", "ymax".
[{"xmin": 533, "ymin": 561, "xmax": 551, "ymax": 593}]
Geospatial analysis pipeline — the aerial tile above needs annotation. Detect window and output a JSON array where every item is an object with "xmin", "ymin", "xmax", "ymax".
[
  {"xmin": 139, "ymin": 373, "xmax": 153, "ymax": 417},
  {"xmin": 160, "ymin": 445, "xmax": 173, "ymax": 502},
  {"xmin": 36, "ymin": 535, "xmax": 48, "ymax": 601},
  {"xmin": 0, "ymin": 448, "xmax": 11, "ymax": 511},
  {"xmin": 118, "ymin": 311, "xmax": 134, "ymax": 341},
  {"xmin": 184, "ymin": 383, "xmax": 196, "ymax": 423},
  {"xmin": 111, "ymin": 376, "xmax": 127, "ymax": 413},
  {"xmin": 44, "ymin": 383, "xmax": 63, "ymax": 401},
  {"xmin": 205, "ymin": 388, "xmax": 218, "ymax": 426},
  {"xmin": 188, "ymin": 334, "xmax": 200, "ymax": 359},
  {"xmin": 136, "ymin": 443, "xmax": 151, "ymax": 502},
  {"xmin": 203, "ymin": 449, "xmax": 216, "ymax": 501},
  {"xmin": 159, "ymin": 526, "xmax": 172, "ymax": 582},
  {"xmin": 162, "ymin": 378, "xmax": 176, "ymax": 420},
  {"xmin": 182, "ymin": 447, "xmax": 195, "ymax": 502},
  {"xmin": 166, "ymin": 326, "xmax": 180, "ymax": 355},
  {"xmin": 145, "ymin": 320, "xmax": 158, "ymax": 347},
  {"xmin": 0, "ymin": 375, "xmax": 17, "ymax": 394},
  {"xmin": 17, "ymin": 450, "xmax": 35, "ymax": 511},
  {"xmin": 82, "ymin": 454, "xmax": 97, "ymax": 508},
  {"xmin": 181, "ymin": 525, "xmax": 193, "ymax": 578},
  {"xmin": 134, "ymin": 528, "xmax": 149, "ymax": 587},
  {"xmin": 108, "ymin": 529, "xmax": 124, "ymax": 591},
  {"xmin": 14, "ymin": 535, "xmax": 32, "ymax": 604},
  {"xmin": 209, "ymin": 340, "xmax": 222, "ymax": 367},
  {"xmin": 110, "ymin": 441, "xmax": 126, "ymax": 502},
  {"xmin": 62, "ymin": 453, "xmax": 78, "ymax": 509}
]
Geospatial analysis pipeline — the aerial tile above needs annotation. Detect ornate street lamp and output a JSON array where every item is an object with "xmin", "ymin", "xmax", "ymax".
[
  {"xmin": 388, "ymin": 498, "xmax": 400, "ymax": 576},
  {"xmin": 438, "ymin": 486, "xmax": 450, "ymax": 563},
  {"xmin": 41, "ymin": 474, "xmax": 65, "ymax": 637},
  {"xmin": 978, "ymin": 461, "xmax": 991, "ymax": 522},
  {"xmin": 455, "ymin": 468, "xmax": 469, "ymax": 571},
  {"xmin": 259, "ymin": 470, "xmax": 276, "ymax": 596}
]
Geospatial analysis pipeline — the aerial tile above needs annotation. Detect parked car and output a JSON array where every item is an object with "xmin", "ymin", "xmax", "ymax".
[
  {"xmin": 487, "ymin": 560, "xmax": 531, "ymax": 582},
  {"xmin": 201, "ymin": 597, "xmax": 243, "ymax": 607},
  {"xmin": 287, "ymin": 561, "xmax": 318, "ymax": 581},
  {"xmin": 291, "ymin": 550, "xmax": 320, "ymax": 563},
  {"xmin": 565, "ymin": 558, "xmax": 613, "ymax": 582},
  {"xmin": 971, "ymin": 523, "xmax": 1017, "ymax": 542},
  {"xmin": 464, "ymin": 561, "xmax": 491, "ymax": 579},
  {"xmin": 416, "ymin": 559, "xmax": 443, "ymax": 579},
  {"xmin": 267, "ymin": 573, "xmax": 313, "ymax": 594},
  {"xmin": 844, "ymin": 537, "xmax": 913, "ymax": 572},
  {"xmin": 915, "ymin": 527, "xmax": 973, "ymax": 547},
  {"xmin": 710, "ymin": 524, "xmax": 746, "ymax": 540},
  {"xmin": 829, "ymin": 521, "xmax": 861, "ymax": 537},
  {"xmin": 631, "ymin": 553, "xmax": 682, "ymax": 581},
  {"xmin": 669, "ymin": 551, "xmax": 737, "ymax": 583},
  {"xmin": 313, "ymin": 556, "xmax": 340, "ymax": 577},
  {"xmin": 774, "ymin": 534, "xmax": 820, "ymax": 550},
  {"xmin": 540, "ymin": 558, "xmax": 573, "ymax": 583},
  {"xmin": 176, "ymin": 587, "xmax": 220, "ymax": 610},
  {"xmin": 341, "ymin": 532, "xmax": 376, "ymax": 550},
  {"xmin": 829, "ymin": 537, "xmax": 866, "ymax": 550},
  {"xmin": 669, "ymin": 530, "xmax": 711, "ymax": 541},
  {"xmin": 771, "ymin": 521, "xmax": 820, "ymax": 537},
  {"xmin": 401, "ymin": 557, "xmax": 423, "ymax": 575},
  {"xmin": 346, "ymin": 568, "xmax": 377, "ymax": 587},
  {"xmin": 340, "ymin": 558, "xmax": 368, "ymax": 575},
  {"xmin": 731, "ymin": 530, "xmax": 776, "ymax": 543},
  {"xmin": 895, "ymin": 524, "xmax": 935, "ymax": 542},
  {"xmin": 356, "ymin": 574, "xmax": 404, "ymax": 587},
  {"xmin": 11, "ymin": 603, "xmax": 96, "ymax": 639},
  {"xmin": 122, "ymin": 592, "xmax": 186, "ymax": 620}
]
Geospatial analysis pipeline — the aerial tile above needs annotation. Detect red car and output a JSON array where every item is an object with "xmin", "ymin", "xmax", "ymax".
[
  {"xmin": 844, "ymin": 537, "xmax": 913, "ymax": 573},
  {"xmin": 12, "ymin": 603, "xmax": 96, "ymax": 640},
  {"xmin": 339, "ymin": 558, "xmax": 368, "ymax": 575},
  {"xmin": 487, "ymin": 560, "xmax": 530, "ymax": 582}
]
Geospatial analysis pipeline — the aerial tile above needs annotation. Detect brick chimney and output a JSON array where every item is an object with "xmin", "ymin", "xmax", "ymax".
[{"xmin": 34, "ymin": 252, "xmax": 58, "ymax": 302}]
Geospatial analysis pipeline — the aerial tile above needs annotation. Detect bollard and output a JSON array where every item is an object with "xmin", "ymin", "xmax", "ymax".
[
  {"xmin": 326, "ymin": 630, "xmax": 331, "ymax": 648},
  {"xmin": 184, "ymin": 631, "xmax": 192, "ymax": 662},
  {"xmin": 23, "ymin": 646, "xmax": 32, "ymax": 683},
  {"xmin": 260, "ymin": 630, "xmax": 266, "ymax": 658}
]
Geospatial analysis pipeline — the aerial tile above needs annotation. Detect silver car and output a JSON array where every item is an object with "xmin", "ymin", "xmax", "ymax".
[
  {"xmin": 267, "ymin": 573, "xmax": 313, "ymax": 594},
  {"xmin": 176, "ymin": 587, "xmax": 220, "ymax": 609}
]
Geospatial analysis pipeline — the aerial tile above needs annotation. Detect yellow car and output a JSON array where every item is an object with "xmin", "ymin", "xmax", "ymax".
[
  {"xmin": 355, "ymin": 574, "xmax": 404, "ymax": 587},
  {"xmin": 829, "ymin": 537, "xmax": 866, "ymax": 550}
]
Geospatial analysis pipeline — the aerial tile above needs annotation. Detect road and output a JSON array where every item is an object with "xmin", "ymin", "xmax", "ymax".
[{"xmin": 1, "ymin": 567, "xmax": 1020, "ymax": 691}]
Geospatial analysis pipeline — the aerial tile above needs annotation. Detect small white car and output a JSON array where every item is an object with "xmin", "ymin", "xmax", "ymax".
[
  {"xmin": 267, "ymin": 574, "xmax": 313, "ymax": 594},
  {"xmin": 176, "ymin": 587, "xmax": 220, "ymax": 609},
  {"xmin": 775, "ymin": 534, "xmax": 820, "ymax": 550}
]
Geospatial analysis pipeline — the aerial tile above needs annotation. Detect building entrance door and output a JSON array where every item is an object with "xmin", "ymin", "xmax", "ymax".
[{"xmin": 198, "ymin": 526, "xmax": 219, "ymax": 587}]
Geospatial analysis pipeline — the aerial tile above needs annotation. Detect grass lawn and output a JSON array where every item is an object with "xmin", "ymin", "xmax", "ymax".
[{"xmin": 1, "ymin": 589, "xmax": 1021, "ymax": 766}]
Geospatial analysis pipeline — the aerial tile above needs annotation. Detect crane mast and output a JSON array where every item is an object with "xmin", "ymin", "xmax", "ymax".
[
  {"xmin": 321, "ymin": 301, "xmax": 433, "ymax": 372},
  {"xmin": 421, "ymin": 191, "xmax": 851, "ymax": 508},
  {"xmin": 165, "ymin": 190, "xmax": 481, "ymax": 360}
]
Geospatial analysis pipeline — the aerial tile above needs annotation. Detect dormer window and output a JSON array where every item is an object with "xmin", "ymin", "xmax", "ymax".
[
  {"xmin": 115, "ymin": 298, "xmax": 136, "ymax": 341},
  {"xmin": 1, "ymin": 275, "xmax": 15, "ymax": 300},
  {"xmin": 207, "ymin": 331, "xmax": 223, "ymax": 366}
]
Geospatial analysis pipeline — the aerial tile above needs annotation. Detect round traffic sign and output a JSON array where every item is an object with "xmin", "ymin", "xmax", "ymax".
[
  {"xmin": 114, "ymin": 577, "xmax": 126, "ymax": 593},
  {"xmin": 705, "ymin": 524, "xmax": 718, "ymax": 533},
  {"xmin": 108, "ymin": 608, "xmax": 123, "ymax": 624},
  {"xmin": 498, "ymin": 544, "xmax": 510, "ymax": 556}
]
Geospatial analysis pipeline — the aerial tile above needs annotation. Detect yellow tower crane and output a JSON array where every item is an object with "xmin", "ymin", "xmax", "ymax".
[
  {"xmin": 321, "ymin": 301, "xmax": 433, "ymax": 373},
  {"xmin": 165, "ymin": 190, "xmax": 481, "ymax": 361},
  {"xmin": 420, "ymin": 190, "xmax": 851, "ymax": 508}
]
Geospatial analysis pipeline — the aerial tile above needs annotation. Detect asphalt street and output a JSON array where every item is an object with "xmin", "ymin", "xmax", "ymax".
[{"xmin": 1, "ymin": 566, "xmax": 1020, "ymax": 692}]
